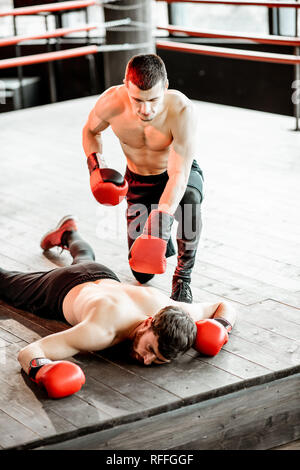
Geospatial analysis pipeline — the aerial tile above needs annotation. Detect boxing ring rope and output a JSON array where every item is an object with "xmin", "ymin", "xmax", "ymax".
[
  {"xmin": 0, "ymin": 41, "xmax": 151, "ymax": 69},
  {"xmin": 0, "ymin": 1, "xmax": 149, "ymax": 105},
  {"xmin": 0, "ymin": 0, "xmax": 97, "ymax": 17},
  {"xmin": 156, "ymin": 0, "xmax": 300, "ymax": 7},
  {"xmin": 156, "ymin": 39, "xmax": 300, "ymax": 64},
  {"xmin": 156, "ymin": 25, "xmax": 300, "ymax": 47},
  {"xmin": 0, "ymin": 24, "xmax": 98, "ymax": 48},
  {"xmin": 156, "ymin": 0, "xmax": 300, "ymax": 129}
]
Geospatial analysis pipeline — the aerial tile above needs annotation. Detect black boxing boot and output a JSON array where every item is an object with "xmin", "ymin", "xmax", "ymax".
[
  {"xmin": 171, "ymin": 186, "xmax": 203, "ymax": 303},
  {"xmin": 171, "ymin": 277, "xmax": 193, "ymax": 303},
  {"xmin": 170, "ymin": 239, "xmax": 198, "ymax": 303}
]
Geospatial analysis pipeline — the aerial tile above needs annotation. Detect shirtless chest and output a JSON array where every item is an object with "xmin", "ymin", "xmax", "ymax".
[
  {"xmin": 62, "ymin": 279, "xmax": 175, "ymax": 327},
  {"xmin": 109, "ymin": 109, "xmax": 173, "ymax": 173},
  {"xmin": 110, "ymin": 111, "xmax": 172, "ymax": 150}
]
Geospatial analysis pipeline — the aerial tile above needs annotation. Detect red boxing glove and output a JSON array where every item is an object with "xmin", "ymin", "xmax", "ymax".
[
  {"xmin": 129, "ymin": 209, "xmax": 174, "ymax": 274},
  {"xmin": 194, "ymin": 318, "xmax": 232, "ymax": 356},
  {"xmin": 29, "ymin": 358, "xmax": 85, "ymax": 399},
  {"xmin": 87, "ymin": 152, "xmax": 128, "ymax": 206}
]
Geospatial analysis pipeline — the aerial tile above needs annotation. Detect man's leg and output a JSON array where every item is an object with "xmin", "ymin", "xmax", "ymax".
[
  {"xmin": 172, "ymin": 187, "xmax": 202, "ymax": 302},
  {"xmin": 0, "ymin": 266, "xmax": 63, "ymax": 319},
  {"xmin": 171, "ymin": 171, "xmax": 203, "ymax": 303},
  {"xmin": 61, "ymin": 231, "xmax": 96, "ymax": 265},
  {"xmin": 0, "ymin": 216, "xmax": 118, "ymax": 320},
  {"xmin": 40, "ymin": 215, "xmax": 95, "ymax": 265}
]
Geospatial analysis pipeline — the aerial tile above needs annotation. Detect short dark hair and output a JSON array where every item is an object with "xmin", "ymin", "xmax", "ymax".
[
  {"xmin": 151, "ymin": 306, "xmax": 197, "ymax": 360},
  {"xmin": 125, "ymin": 54, "xmax": 167, "ymax": 90}
]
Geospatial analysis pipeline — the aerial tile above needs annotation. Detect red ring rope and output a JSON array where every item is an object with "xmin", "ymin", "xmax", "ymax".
[
  {"xmin": 155, "ymin": 0, "xmax": 300, "ymax": 8},
  {"xmin": 0, "ymin": 25, "xmax": 97, "ymax": 48},
  {"xmin": 0, "ymin": 45, "xmax": 98, "ymax": 69},
  {"xmin": 157, "ymin": 24, "xmax": 300, "ymax": 47},
  {"xmin": 156, "ymin": 40, "xmax": 300, "ymax": 64},
  {"xmin": 0, "ymin": 1, "xmax": 96, "ymax": 17}
]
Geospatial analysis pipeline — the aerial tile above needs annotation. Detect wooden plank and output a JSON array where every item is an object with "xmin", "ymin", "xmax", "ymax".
[
  {"xmin": 0, "ymin": 335, "xmax": 114, "ymax": 444},
  {"xmin": 98, "ymin": 345, "xmax": 242, "ymax": 399},
  {"xmin": 189, "ymin": 260, "xmax": 300, "ymax": 309},
  {"xmin": 0, "ymin": 409, "xmax": 39, "ymax": 449},
  {"xmin": 0, "ymin": 373, "xmax": 77, "ymax": 442},
  {"xmin": 82, "ymin": 354, "xmax": 180, "ymax": 409},
  {"xmin": 0, "ymin": 302, "xmax": 70, "ymax": 335},
  {"xmin": 272, "ymin": 438, "xmax": 300, "ymax": 450},
  {"xmin": 232, "ymin": 318, "xmax": 300, "ymax": 365},
  {"xmin": 0, "ymin": 314, "xmax": 43, "ymax": 344},
  {"xmin": 237, "ymin": 301, "xmax": 300, "ymax": 341},
  {"xmin": 0, "ymin": 325, "xmax": 24, "ymax": 344},
  {"xmin": 34, "ymin": 373, "xmax": 300, "ymax": 450}
]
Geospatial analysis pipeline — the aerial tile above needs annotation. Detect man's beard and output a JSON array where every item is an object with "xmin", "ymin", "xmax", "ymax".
[{"xmin": 130, "ymin": 329, "xmax": 144, "ymax": 362}]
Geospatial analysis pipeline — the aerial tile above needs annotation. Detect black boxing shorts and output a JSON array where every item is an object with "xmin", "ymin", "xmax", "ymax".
[
  {"xmin": 125, "ymin": 159, "xmax": 204, "ymax": 207},
  {"xmin": 0, "ymin": 262, "xmax": 120, "ymax": 323}
]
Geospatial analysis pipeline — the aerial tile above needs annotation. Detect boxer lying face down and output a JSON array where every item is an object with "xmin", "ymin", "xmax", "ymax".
[{"xmin": 0, "ymin": 216, "xmax": 236, "ymax": 398}]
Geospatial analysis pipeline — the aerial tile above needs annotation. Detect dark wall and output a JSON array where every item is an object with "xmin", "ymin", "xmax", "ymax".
[
  {"xmin": 13, "ymin": 0, "xmax": 59, "ymax": 7},
  {"xmin": 157, "ymin": 39, "xmax": 295, "ymax": 117}
]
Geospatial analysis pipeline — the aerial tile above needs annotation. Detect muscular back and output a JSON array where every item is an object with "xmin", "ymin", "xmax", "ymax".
[{"xmin": 62, "ymin": 279, "xmax": 174, "ymax": 329}]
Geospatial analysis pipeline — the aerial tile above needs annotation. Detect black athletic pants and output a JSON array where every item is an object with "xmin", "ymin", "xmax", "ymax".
[
  {"xmin": 125, "ymin": 159, "xmax": 204, "ymax": 284},
  {"xmin": 0, "ymin": 232, "xmax": 120, "ymax": 322}
]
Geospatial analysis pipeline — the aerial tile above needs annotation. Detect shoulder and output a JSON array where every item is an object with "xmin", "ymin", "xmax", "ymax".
[
  {"xmin": 167, "ymin": 90, "xmax": 194, "ymax": 113},
  {"xmin": 166, "ymin": 90, "xmax": 197, "ymax": 137},
  {"xmin": 166, "ymin": 90, "xmax": 196, "ymax": 124},
  {"xmin": 93, "ymin": 84, "xmax": 126, "ymax": 121}
]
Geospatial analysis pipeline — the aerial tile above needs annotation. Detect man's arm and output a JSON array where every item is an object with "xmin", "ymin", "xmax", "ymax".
[
  {"xmin": 82, "ymin": 87, "xmax": 128, "ymax": 206},
  {"xmin": 182, "ymin": 300, "xmax": 237, "ymax": 329},
  {"xmin": 159, "ymin": 101, "xmax": 197, "ymax": 214},
  {"xmin": 82, "ymin": 87, "xmax": 118, "ymax": 158},
  {"xmin": 18, "ymin": 310, "xmax": 116, "ymax": 375}
]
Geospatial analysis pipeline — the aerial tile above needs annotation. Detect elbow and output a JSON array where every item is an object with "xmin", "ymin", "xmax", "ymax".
[
  {"xmin": 17, "ymin": 346, "xmax": 25, "ymax": 365},
  {"xmin": 82, "ymin": 122, "xmax": 94, "ymax": 140},
  {"xmin": 82, "ymin": 122, "xmax": 90, "ymax": 142},
  {"xmin": 17, "ymin": 346, "xmax": 28, "ymax": 373}
]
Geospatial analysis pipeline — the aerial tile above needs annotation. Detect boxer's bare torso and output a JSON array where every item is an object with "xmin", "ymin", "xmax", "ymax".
[
  {"xmin": 83, "ymin": 81, "xmax": 196, "ymax": 176},
  {"xmin": 62, "ymin": 278, "xmax": 173, "ymax": 327},
  {"xmin": 110, "ymin": 85, "xmax": 177, "ymax": 174}
]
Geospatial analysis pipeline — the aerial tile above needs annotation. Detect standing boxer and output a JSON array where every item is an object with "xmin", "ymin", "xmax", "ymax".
[{"xmin": 82, "ymin": 54, "xmax": 204, "ymax": 303}]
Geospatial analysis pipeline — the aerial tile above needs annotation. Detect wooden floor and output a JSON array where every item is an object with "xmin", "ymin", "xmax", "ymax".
[{"xmin": 0, "ymin": 96, "xmax": 299, "ymax": 450}]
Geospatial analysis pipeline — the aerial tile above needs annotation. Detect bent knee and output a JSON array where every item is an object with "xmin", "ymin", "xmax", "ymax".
[{"xmin": 180, "ymin": 186, "xmax": 202, "ymax": 206}]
